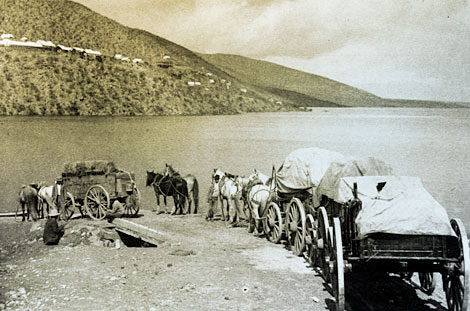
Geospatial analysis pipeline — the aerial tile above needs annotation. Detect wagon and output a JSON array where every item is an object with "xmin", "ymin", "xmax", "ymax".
[
  {"xmin": 311, "ymin": 175, "xmax": 469, "ymax": 311},
  {"xmin": 60, "ymin": 160, "xmax": 141, "ymax": 220},
  {"xmin": 258, "ymin": 148, "xmax": 347, "ymax": 254}
]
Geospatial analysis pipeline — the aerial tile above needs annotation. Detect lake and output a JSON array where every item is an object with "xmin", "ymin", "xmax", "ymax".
[{"xmin": 1, "ymin": 108, "xmax": 469, "ymax": 232}]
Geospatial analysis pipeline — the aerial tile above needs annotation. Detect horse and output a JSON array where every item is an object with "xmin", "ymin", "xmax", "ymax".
[
  {"xmin": 146, "ymin": 171, "xmax": 188, "ymax": 215},
  {"xmin": 214, "ymin": 169, "xmax": 244, "ymax": 224},
  {"xmin": 37, "ymin": 182, "xmax": 60, "ymax": 219},
  {"xmin": 164, "ymin": 164, "xmax": 199, "ymax": 214},
  {"xmin": 242, "ymin": 170, "xmax": 274, "ymax": 235},
  {"xmin": 18, "ymin": 184, "xmax": 39, "ymax": 222}
]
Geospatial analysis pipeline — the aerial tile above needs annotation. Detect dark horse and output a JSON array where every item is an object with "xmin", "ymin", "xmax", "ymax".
[
  {"xmin": 164, "ymin": 164, "xmax": 199, "ymax": 214},
  {"xmin": 18, "ymin": 184, "xmax": 39, "ymax": 221},
  {"xmin": 146, "ymin": 171, "xmax": 188, "ymax": 215}
]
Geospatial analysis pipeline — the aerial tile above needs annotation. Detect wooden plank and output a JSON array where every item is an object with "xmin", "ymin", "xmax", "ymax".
[
  {"xmin": 0, "ymin": 212, "xmax": 17, "ymax": 218},
  {"xmin": 113, "ymin": 218, "xmax": 166, "ymax": 246}
]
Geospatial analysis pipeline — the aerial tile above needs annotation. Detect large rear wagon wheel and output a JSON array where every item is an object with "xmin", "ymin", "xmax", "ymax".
[
  {"xmin": 85, "ymin": 185, "xmax": 110, "ymax": 220},
  {"xmin": 286, "ymin": 198, "xmax": 306, "ymax": 256},
  {"xmin": 330, "ymin": 217, "xmax": 345, "ymax": 311},
  {"xmin": 305, "ymin": 214, "xmax": 317, "ymax": 266},
  {"xmin": 124, "ymin": 187, "xmax": 141, "ymax": 217},
  {"xmin": 317, "ymin": 206, "xmax": 331, "ymax": 281},
  {"xmin": 265, "ymin": 202, "xmax": 283, "ymax": 244},
  {"xmin": 63, "ymin": 192, "xmax": 75, "ymax": 220},
  {"xmin": 443, "ymin": 218, "xmax": 470, "ymax": 311}
]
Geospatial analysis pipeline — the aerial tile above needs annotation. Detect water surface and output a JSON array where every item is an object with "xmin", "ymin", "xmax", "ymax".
[{"xmin": 1, "ymin": 108, "xmax": 469, "ymax": 230}]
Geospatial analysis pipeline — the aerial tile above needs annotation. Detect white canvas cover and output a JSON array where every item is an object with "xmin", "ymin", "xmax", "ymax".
[
  {"xmin": 335, "ymin": 176, "xmax": 455, "ymax": 238},
  {"xmin": 316, "ymin": 157, "xmax": 394, "ymax": 204},
  {"xmin": 275, "ymin": 148, "xmax": 346, "ymax": 194}
]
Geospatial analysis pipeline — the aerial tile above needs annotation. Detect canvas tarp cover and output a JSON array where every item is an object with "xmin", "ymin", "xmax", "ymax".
[
  {"xmin": 316, "ymin": 157, "xmax": 394, "ymax": 204},
  {"xmin": 63, "ymin": 160, "xmax": 117, "ymax": 175},
  {"xmin": 275, "ymin": 148, "xmax": 346, "ymax": 194},
  {"xmin": 334, "ymin": 176, "xmax": 454, "ymax": 238}
]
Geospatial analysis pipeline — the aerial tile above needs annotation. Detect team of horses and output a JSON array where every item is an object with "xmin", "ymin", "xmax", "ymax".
[
  {"xmin": 145, "ymin": 164, "xmax": 271, "ymax": 227},
  {"xmin": 146, "ymin": 164, "xmax": 199, "ymax": 215},
  {"xmin": 17, "ymin": 182, "xmax": 64, "ymax": 222},
  {"xmin": 209, "ymin": 168, "xmax": 274, "ymax": 232}
]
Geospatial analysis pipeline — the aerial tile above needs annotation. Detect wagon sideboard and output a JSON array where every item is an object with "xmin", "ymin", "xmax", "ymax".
[{"xmin": 62, "ymin": 171, "xmax": 135, "ymax": 200}]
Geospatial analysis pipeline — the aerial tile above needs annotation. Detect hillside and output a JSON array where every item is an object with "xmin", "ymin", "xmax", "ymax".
[
  {"xmin": 0, "ymin": 0, "xmax": 289, "ymax": 115},
  {"xmin": 199, "ymin": 54, "xmax": 470, "ymax": 109},
  {"xmin": 1, "ymin": 0, "xmax": 466, "ymax": 115},
  {"xmin": 198, "ymin": 53, "xmax": 385, "ymax": 108}
]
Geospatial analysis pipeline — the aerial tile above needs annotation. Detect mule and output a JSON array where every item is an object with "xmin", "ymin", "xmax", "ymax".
[
  {"xmin": 146, "ymin": 171, "xmax": 188, "ymax": 215},
  {"xmin": 164, "ymin": 164, "xmax": 199, "ymax": 214},
  {"xmin": 18, "ymin": 184, "xmax": 39, "ymax": 222},
  {"xmin": 214, "ymin": 169, "xmax": 244, "ymax": 224}
]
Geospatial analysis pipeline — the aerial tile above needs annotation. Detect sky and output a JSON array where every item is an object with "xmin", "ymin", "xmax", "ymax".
[{"xmin": 76, "ymin": 0, "xmax": 470, "ymax": 102}]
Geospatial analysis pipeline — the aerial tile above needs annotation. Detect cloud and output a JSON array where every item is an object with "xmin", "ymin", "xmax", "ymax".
[{"xmin": 75, "ymin": 0, "xmax": 470, "ymax": 101}]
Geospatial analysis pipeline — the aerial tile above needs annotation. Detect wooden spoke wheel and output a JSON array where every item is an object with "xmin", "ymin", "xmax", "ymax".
[
  {"xmin": 247, "ymin": 207, "xmax": 255, "ymax": 234},
  {"xmin": 317, "ymin": 206, "xmax": 331, "ymax": 281},
  {"xmin": 305, "ymin": 214, "xmax": 317, "ymax": 266},
  {"xmin": 443, "ymin": 218, "xmax": 470, "ymax": 311},
  {"xmin": 418, "ymin": 272, "xmax": 436, "ymax": 295},
  {"xmin": 63, "ymin": 192, "xmax": 75, "ymax": 220},
  {"xmin": 85, "ymin": 185, "xmax": 110, "ymax": 220},
  {"xmin": 264, "ymin": 202, "xmax": 283, "ymax": 244},
  {"xmin": 286, "ymin": 198, "xmax": 306, "ymax": 256},
  {"xmin": 124, "ymin": 187, "xmax": 141, "ymax": 217},
  {"xmin": 330, "ymin": 217, "xmax": 345, "ymax": 311}
]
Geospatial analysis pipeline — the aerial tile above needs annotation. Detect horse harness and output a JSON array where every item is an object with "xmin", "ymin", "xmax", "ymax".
[{"xmin": 152, "ymin": 174, "xmax": 188, "ymax": 198}]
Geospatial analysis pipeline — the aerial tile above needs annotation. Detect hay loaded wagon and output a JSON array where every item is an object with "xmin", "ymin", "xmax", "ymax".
[{"xmin": 61, "ymin": 160, "xmax": 140, "ymax": 220}]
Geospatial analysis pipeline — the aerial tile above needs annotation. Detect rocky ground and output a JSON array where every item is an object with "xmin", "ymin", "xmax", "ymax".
[{"xmin": 0, "ymin": 211, "xmax": 450, "ymax": 311}]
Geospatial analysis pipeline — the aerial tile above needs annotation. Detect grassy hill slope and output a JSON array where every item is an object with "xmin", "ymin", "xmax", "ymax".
[
  {"xmin": 198, "ymin": 53, "xmax": 386, "ymax": 108},
  {"xmin": 0, "ymin": 0, "xmax": 288, "ymax": 115}
]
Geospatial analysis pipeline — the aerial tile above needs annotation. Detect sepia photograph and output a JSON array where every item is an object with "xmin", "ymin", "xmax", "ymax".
[{"xmin": 1, "ymin": 1, "xmax": 469, "ymax": 310}]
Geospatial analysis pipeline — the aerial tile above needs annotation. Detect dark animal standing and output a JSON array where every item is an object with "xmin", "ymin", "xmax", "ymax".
[
  {"xmin": 146, "ymin": 171, "xmax": 188, "ymax": 215},
  {"xmin": 18, "ymin": 184, "xmax": 39, "ymax": 221},
  {"xmin": 164, "ymin": 164, "xmax": 199, "ymax": 214}
]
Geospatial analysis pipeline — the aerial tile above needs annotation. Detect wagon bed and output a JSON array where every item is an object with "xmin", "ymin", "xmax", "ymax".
[{"xmin": 60, "ymin": 160, "xmax": 140, "ymax": 220}]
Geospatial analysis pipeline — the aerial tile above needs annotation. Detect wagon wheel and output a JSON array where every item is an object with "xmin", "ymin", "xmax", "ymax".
[
  {"xmin": 418, "ymin": 272, "xmax": 436, "ymax": 295},
  {"xmin": 84, "ymin": 185, "xmax": 110, "ymax": 220},
  {"xmin": 305, "ymin": 214, "xmax": 317, "ymax": 266},
  {"xmin": 286, "ymin": 198, "xmax": 307, "ymax": 256},
  {"xmin": 63, "ymin": 192, "xmax": 75, "ymax": 220},
  {"xmin": 443, "ymin": 218, "xmax": 470, "ymax": 311},
  {"xmin": 317, "ymin": 206, "xmax": 331, "ymax": 281},
  {"xmin": 247, "ymin": 207, "xmax": 255, "ymax": 234},
  {"xmin": 264, "ymin": 202, "xmax": 283, "ymax": 244},
  {"xmin": 330, "ymin": 217, "xmax": 345, "ymax": 311},
  {"xmin": 124, "ymin": 187, "xmax": 141, "ymax": 217}
]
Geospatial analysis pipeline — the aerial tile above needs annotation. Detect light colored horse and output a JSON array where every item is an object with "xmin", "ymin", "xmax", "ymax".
[
  {"xmin": 38, "ymin": 184, "xmax": 57, "ymax": 218},
  {"xmin": 252, "ymin": 169, "xmax": 270, "ymax": 185},
  {"xmin": 214, "ymin": 169, "xmax": 244, "ymax": 224},
  {"xmin": 244, "ymin": 170, "xmax": 274, "ymax": 235}
]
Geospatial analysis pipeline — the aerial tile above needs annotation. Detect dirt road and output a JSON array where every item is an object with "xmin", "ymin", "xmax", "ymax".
[{"xmin": 0, "ymin": 211, "xmax": 449, "ymax": 311}]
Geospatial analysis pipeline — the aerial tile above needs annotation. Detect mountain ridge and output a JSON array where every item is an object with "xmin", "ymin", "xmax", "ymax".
[{"xmin": 0, "ymin": 0, "xmax": 467, "ymax": 115}]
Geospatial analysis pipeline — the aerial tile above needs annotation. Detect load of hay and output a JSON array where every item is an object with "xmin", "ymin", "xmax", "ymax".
[{"xmin": 63, "ymin": 160, "xmax": 117, "ymax": 176}]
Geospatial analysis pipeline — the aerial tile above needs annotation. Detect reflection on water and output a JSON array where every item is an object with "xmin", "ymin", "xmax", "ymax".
[{"xmin": 1, "ymin": 108, "xmax": 469, "ymax": 231}]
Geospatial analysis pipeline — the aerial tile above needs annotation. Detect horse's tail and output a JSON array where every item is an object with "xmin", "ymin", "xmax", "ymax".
[{"xmin": 193, "ymin": 177, "xmax": 199, "ymax": 213}]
